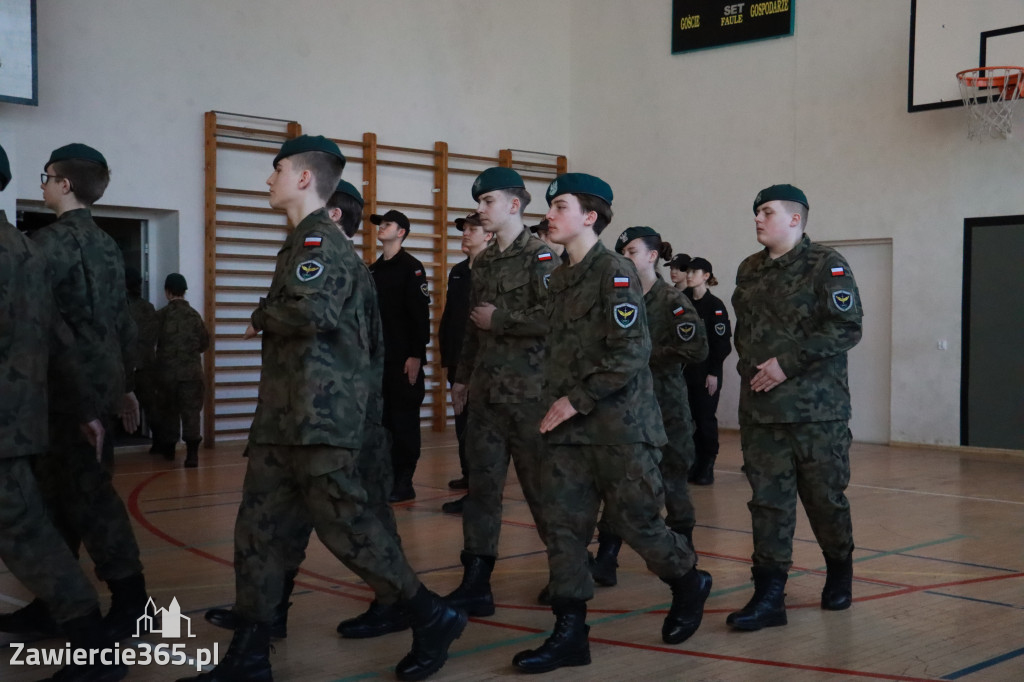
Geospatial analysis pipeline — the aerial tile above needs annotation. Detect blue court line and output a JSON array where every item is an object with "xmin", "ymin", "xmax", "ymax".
[
  {"xmin": 923, "ymin": 590, "xmax": 1024, "ymax": 610},
  {"xmin": 940, "ymin": 646, "xmax": 1024, "ymax": 679}
]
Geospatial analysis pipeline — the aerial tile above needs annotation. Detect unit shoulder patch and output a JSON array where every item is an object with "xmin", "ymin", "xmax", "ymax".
[
  {"xmin": 296, "ymin": 260, "xmax": 324, "ymax": 282},
  {"xmin": 831, "ymin": 289, "xmax": 854, "ymax": 312},
  {"xmin": 714, "ymin": 322, "xmax": 727, "ymax": 336},
  {"xmin": 613, "ymin": 302, "xmax": 638, "ymax": 328},
  {"xmin": 677, "ymin": 321, "xmax": 696, "ymax": 341}
]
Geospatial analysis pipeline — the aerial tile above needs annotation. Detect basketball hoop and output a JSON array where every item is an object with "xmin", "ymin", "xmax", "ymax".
[{"xmin": 956, "ymin": 66, "xmax": 1024, "ymax": 139}]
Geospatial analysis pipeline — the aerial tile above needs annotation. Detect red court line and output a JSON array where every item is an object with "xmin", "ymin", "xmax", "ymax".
[{"xmin": 126, "ymin": 471, "xmax": 1017, "ymax": 681}]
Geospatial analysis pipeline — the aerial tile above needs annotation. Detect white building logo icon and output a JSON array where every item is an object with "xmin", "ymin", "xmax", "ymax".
[{"xmin": 134, "ymin": 597, "xmax": 196, "ymax": 638}]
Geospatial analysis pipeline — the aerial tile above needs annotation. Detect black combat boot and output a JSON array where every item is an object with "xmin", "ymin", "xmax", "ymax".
[
  {"xmin": 389, "ymin": 474, "xmax": 416, "ymax": 503},
  {"xmin": 205, "ymin": 569, "xmax": 296, "ymax": 639},
  {"xmin": 821, "ymin": 554, "xmax": 853, "ymax": 611},
  {"xmin": 47, "ymin": 608, "xmax": 127, "ymax": 682},
  {"xmin": 337, "ymin": 599, "xmax": 410, "ymax": 638},
  {"xmin": 394, "ymin": 585, "xmax": 467, "ymax": 681},
  {"xmin": 102, "ymin": 573, "xmax": 148, "ymax": 641},
  {"xmin": 662, "ymin": 568, "xmax": 713, "ymax": 644},
  {"xmin": 726, "ymin": 565, "xmax": 788, "ymax": 631},
  {"xmin": 441, "ymin": 495, "xmax": 466, "ymax": 515},
  {"xmin": 176, "ymin": 620, "xmax": 272, "ymax": 682},
  {"xmin": 443, "ymin": 552, "xmax": 495, "ymax": 617},
  {"xmin": 159, "ymin": 441, "xmax": 177, "ymax": 461},
  {"xmin": 589, "ymin": 533, "xmax": 622, "ymax": 587},
  {"xmin": 184, "ymin": 438, "xmax": 201, "ymax": 468},
  {"xmin": 691, "ymin": 454, "xmax": 715, "ymax": 486},
  {"xmin": 512, "ymin": 598, "xmax": 591, "ymax": 673},
  {"xmin": 0, "ymin": 597, "xmax": 60, "ymax": 636}
]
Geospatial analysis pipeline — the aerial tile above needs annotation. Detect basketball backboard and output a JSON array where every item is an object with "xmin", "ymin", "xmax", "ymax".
[{"xmin": 909, "ymin": 0, "xmax": 1024, "ymax": 112}]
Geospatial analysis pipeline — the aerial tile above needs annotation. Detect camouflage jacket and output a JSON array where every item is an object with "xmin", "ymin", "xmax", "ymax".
[
  {"xmin": 646, "ymin": 278, "xmax": 708, "ymax": 431},
  {"xmin": 155, "ymin": 299, "xmax": 209, "ymax": 384},
  {"xmin": 128, "ymin": 295, "xmax": 159, "ymax": 369},
  {"xmin": 732, "ymin": 234, "xmax": 863, "ymax": 425},
  {"xmin": 30, "ymin": 208, "xmax": 137, "ymax": 415},
  {"xmin": 454, "ymin": 228, "xmax": 558, "ymax": 403},
  {"xmin": 542, "ymin": 240, "xmax": 666, "ymax": 446},
  {"xmin": 1, "ymin": 215, "xmax": 95, "ymax": 457},
  {"xmin": 249, "ymin": 209, "xmax": 376, "ymax": 449}
]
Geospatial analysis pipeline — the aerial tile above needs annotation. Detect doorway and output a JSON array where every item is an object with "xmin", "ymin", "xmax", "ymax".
[{"xmin": 962, "ymin": 217, "xmax": 1024, "ymax": 450}]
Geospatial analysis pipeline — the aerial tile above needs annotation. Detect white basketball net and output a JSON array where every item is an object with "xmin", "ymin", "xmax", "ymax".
[{"xmin": 957, "ymin": 66, "xmax": 1024, "ymax": 140}]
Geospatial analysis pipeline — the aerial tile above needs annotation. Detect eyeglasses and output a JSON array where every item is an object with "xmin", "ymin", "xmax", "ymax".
[{"xmin": 40, "ymin": 173, "xmax": 64, "ymax": 185}]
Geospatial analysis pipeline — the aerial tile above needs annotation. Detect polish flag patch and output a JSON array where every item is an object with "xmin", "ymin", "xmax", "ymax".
[
  {"xmin": 673, "ymin": 306, "xmax": 686, "ymax": 317},
  {"xmin": 304, "ymin": 235, "xmax": 322, "ymax": 247},
  {"xmin": 414, "ymin": 269, "xmax": 423, "ymax": 276},
  {"xmin": 538, "ymin": 252, "xmax": 553, "ymax": 261},
  {"xmin": 613, "ymin": 276, "xmax": 630, "ymax": 288},
  {"xmin": 715, "ymin": 309, "xmax": 725, "ymax": 316},
  {"xmin": 830, "ymin": 266, "xmax": 846, "ymax": 277}
]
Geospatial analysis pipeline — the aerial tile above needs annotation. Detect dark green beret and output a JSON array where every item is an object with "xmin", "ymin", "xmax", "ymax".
[
  {"xmin": 546, "ymin": 172, "xmax": 613, "ymax": 206},
  {"xmin": 47, "ymin": 143, "xmax": 108, "ymax": 170},
  {"xmin": 273, "ymin": 135, "xmax": 346, "ymax": 169},
  {"xmin": 753, "ymin": 184, "xmax": 808, "ymax": 214},
  {"xmin": 0, "ymin": 142, "xmax": 10, "ymax": 191},
  {"xmin": 334, "ymin": 178, "xmax": 364, "ymax": 207},
  {"xmin": 164, "ymin": 273, "xmax": 188, "ymax": 292},
  {"xmin": 472, "ymin": 167, "xmax": 525, "ymax": 201},
  {"xmin": 614, "ymin": 226, "xmax": 659, "ymax": 254}
]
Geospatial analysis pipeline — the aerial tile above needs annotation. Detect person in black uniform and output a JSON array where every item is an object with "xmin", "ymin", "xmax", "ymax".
[
  {"xmin": 437, "ymin": 212, "xmax": 492, "ymax": 514},
  {"xmin": 369, "ymin": 209, "xmax": 430, "ymax": 502},
  {"xmin": 684, "ymin": 257, "xmax": 732, "ymax": 485},
  {"xmin": 667, "ymin": 253, "xmax": 691, "ymax": 291}
]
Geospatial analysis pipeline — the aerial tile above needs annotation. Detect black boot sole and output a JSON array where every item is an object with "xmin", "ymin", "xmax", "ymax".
[
  {"xmin": 512, "ymin": 648, "xmax": 591, "ymax": 674},
  {"xmin": 725, "ymin": 611, "xmax": 787, "ymax": 630}
]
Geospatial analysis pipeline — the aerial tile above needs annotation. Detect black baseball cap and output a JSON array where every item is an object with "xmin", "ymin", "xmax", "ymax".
[
  {"xmin": 454, "ymin": 212, "xmax": 482, "ymax": 231},
  {"xmin": 688, "ymin": 257, "xmax": 713, "ymax": 275},
  {"xmin": 370, "ymin": 209, "xmax": 411, "ymax": 232},
  {"xmin": 668, "ymin": 253, "xmax": 691, "ymax": 270}
]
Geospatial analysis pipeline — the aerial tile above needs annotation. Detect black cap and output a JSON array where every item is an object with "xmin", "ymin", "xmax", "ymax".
[
  {"xmin": 370, "ymin": 209, "xmax": 411, "ymax": 232},
  {"xmin": 528, "ymin": 218, "xmax": 550, "ymax": 234},
  {"xmin": 668, "ymin": 253, "xmax": 691, "ymax": 270},
  {"xmin": 164, "ymin": 273, "xmax": 187, "ymax": 293},
  {"xmin": 454, "ymin": 212, "xmax": 482, "ymax": 231},
  {"xmin": 688, "ymin": 257, "xmax": 713, "ymax": 275}
]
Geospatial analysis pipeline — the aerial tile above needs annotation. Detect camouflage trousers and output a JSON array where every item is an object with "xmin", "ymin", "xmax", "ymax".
[
  {"xmin": 234, "ymin": 443, "xmax": 419, "ymax": 623},
  {"xmin": 541, "ymin": 443, "xmax": 696, "ymax": 601},
  {"xmin": 462, "ymin": 399, "xmax": 548, "ymax": 557},
  {"xmin": 154, "ymin": 379, "xmax": 204, "ymax": 443},
  {"xmin": 32, "ymin": 416, "xmax": 144, "ymax": 583},
  {"xmin": 0, "ymin": 457, "xmax": 99, "ymax": 624},
  {"xmin": 739, "ymin": 421, "xmax": 854, "ymax": 571}
]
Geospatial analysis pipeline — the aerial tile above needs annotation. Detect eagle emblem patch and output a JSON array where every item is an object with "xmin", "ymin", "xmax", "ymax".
[
  {"xmin": 543, "ymin": 273, "xmax": 551, "ymax": 290},
  {"xmin": 296, "ymin": 260, "xmax": 324, "ymax": 282},
  {"xmin": 420, "ymin": 283, "xmax": 429, "ymax": 298},
  {"xmin": 613, "ymin": 303, "xmax": 638, "ymax": 329},
  {"xmin": 714, "ymin": 322, "xmax": 727, "ymax": 336},
  {"xmin": 831, "ymin": 289, "xmax": 854, "ymax": 312},
  {"xmin": 677, "ymin": 322, "xmax": 696, "ymax": 341}
]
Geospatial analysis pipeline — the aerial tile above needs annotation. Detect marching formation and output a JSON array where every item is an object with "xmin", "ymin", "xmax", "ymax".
[{"xmin": 0, "ymin": 135, "xmax": 862, "ymax": 681}]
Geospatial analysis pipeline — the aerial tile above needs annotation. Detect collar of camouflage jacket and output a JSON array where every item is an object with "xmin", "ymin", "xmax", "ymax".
[{"xmin": 763, "ymin": 232, "xmax": 811, "ymax": 269}]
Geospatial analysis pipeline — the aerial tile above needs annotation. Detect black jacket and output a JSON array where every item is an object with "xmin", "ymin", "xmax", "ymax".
[
  {"xmin": 369, "ymin": 247, "xmax": 430, "ymax": 364},
  {"xmin": 438, "ymin": 258, "xmax": 471, "ymax": 369}
]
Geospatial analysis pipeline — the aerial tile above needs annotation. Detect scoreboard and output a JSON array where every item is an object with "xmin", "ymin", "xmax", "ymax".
[{"xmin": 672, "ymin": 0, "xmax": 794, "ymax": 54}]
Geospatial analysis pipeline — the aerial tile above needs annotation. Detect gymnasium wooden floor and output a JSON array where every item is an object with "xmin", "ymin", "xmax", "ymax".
[{"xmin": 2, "ymin": 430, "xmax": 1022, "ymax": 681}]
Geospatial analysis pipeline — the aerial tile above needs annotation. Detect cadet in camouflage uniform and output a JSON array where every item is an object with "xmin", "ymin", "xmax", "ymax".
[
  {"xmin": 586, "ymin": 226, "xmax": 708, "ymax": 586},
  {"xmin": 9, "ymin": 143, "xmax": 149, "ymax": 643},
  {"xmin": 727, "ymin": 184, "xmax": 863, "ymax": 632},
  {"xmin": 185, "ymin": 136, "xmax": 464, "ymax": 682},
  {"xmin": 125, "ymin": 266, "xmax": 160, "ymax": 450},
  {"xmin": 512, "ymin": 174, "xmax": 713, "ymax": 674},
  {"xmin": 0, "ymin": 144, "xmax": 128, "ymax": 681},
  {"xmin": 203, "ymin": 178, "xmax": 408, "ymax": 643},
  {"xmin": 442, "ymin": 167, "xmax": 560, "ymax": 617},
  {"xmin": 154, "ymin": 272, "xmax": 210, "ymax": 467}
]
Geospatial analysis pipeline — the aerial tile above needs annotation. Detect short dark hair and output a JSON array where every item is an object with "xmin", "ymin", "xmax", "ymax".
[
  {"xmin": 780, "ymin": 200, "xmax": 808, "ymax": 229},
  {"xmin": 289, "ymin": 151, "xmax": 345, "ymax": 202},
  {"xmin": 500, "ymin": 187, "xmax": 532, "ymax": 215},
  {"xmin": 576, "ymin": 193, "xmax": 613, "ymax": 235},
  {"xmin": 327, "ymin": 190, "xmax": 363, "ymax": 237},
  {"xmin": 49, "ymin": 159, "xmax": 110, "ymax": 206}
]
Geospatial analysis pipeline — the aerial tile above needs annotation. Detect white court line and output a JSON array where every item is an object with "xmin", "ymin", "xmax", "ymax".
[{"xmin": 849, "ymin": 483, "xmax": 1024, "ymax": 506}]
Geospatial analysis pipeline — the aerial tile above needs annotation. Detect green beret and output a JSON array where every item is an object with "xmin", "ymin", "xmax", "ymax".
[
  {"xmin": 614, "ymin": 226, "xmax": 659, "ymax": 254},
  {"xmin": 545, "ymin": 172, "xmax": 613, "ymax": 206},
  {"xmin": 334, "ymin": 178, "xmax": 364, "ymax": 207},
  {"xmin": 753, "ymin": 184, "xmax": 808, "ymax": 214},
  {"xmin": 164, "ymin": 273, "xmax": 188, "ymax": 292},
  {"xmin": 0, "ymin": 142, "xmax": 10, "ymax": 191},
  {"xmin": 472, "ymin": 167, "xmax": 525, "ymax": 201},
  {"xmin": 273, "ymin": 135, "xmax": 346, "ymax": 169},
  {"xmin": 46, "ymin": 143, "xmax": 108, "ymax": 170}
]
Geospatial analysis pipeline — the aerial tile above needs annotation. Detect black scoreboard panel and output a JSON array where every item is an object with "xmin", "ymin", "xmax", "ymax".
[{"xmin": 672, "ymin": 0, "xmax": 794, "ymax": 54}]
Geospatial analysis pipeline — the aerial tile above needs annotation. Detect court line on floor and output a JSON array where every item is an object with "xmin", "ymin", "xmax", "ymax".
[
  {"xmin": 940, "ymin": 645, "xmax": 1024, "ymax": 679},
  {"xmin": 848, "ymin": 483, "xmax": 1024, "ymax": 506}
]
